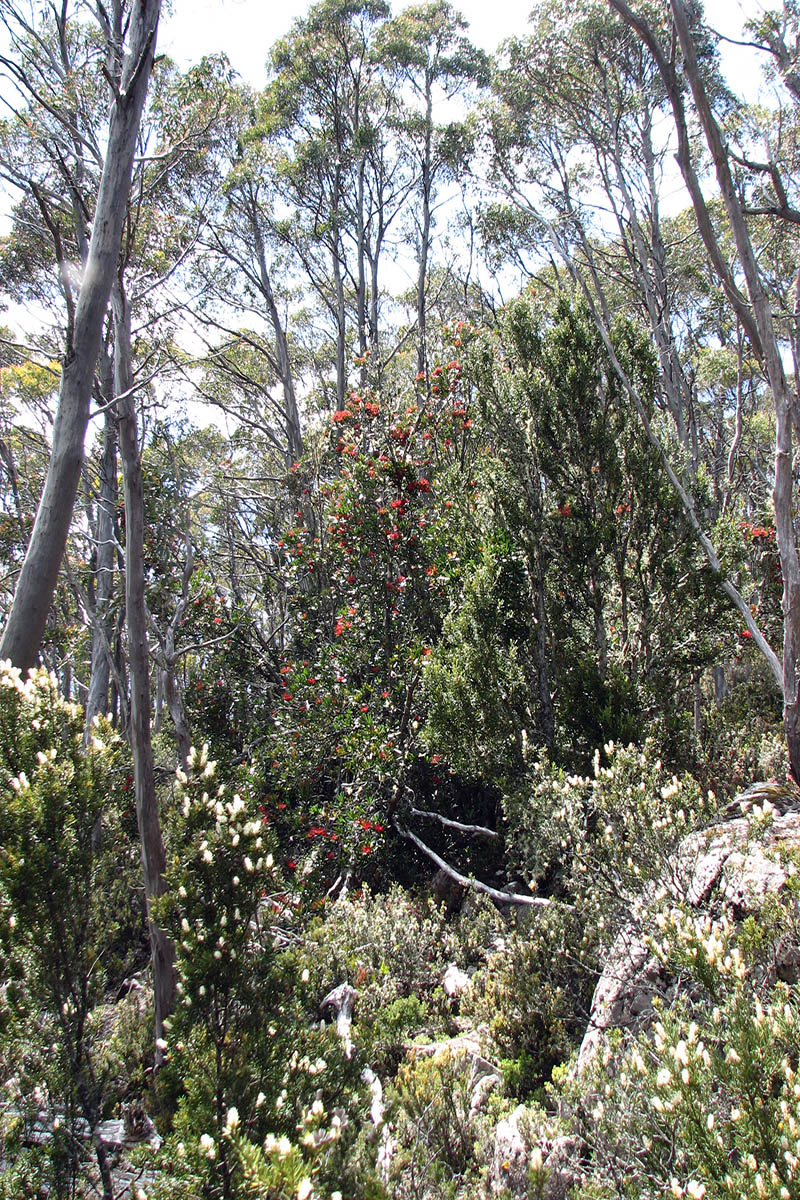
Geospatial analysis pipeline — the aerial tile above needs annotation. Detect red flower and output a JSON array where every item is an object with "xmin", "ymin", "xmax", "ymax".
[
  {"xmin": 332, "ymin": 410, "xmax": 353, "ymax": 423},
  {"xmin": 359, "ymin": 819, "xmax": 373, "ymax": 830}
]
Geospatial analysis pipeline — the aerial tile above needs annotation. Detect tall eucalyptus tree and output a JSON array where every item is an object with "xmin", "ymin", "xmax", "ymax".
[
  {"xmin": 0, "ymin": 0, "xmax": 163, "ymax": 672},
  {"xmin": 375, "ymin": 1, "xmax": 490, "ymax": 379},
  {"xmin": 484, "ymin": 0, "xmax": 800, "ymax": 770},
  {"xmin": 252, "ymin": 0, "xmax": 393, "ymax": 408}
]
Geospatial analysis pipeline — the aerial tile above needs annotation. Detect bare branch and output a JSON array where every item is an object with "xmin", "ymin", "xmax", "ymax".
[
  {"xmin": 393, "ymin": 819, "xmax": 561, "ymax": 909},
  {"xmin": 408, "ymin": 806, "xmax": 500, "ymax": 840}
]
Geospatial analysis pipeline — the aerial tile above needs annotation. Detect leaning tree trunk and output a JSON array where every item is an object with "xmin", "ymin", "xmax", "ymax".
[
  {"xmin": 601, "ymin": 0, "xmax": 788, "ymax": 717},
  {"xmin": 114, "ymin": 285, "xmax": 175, "ymax": 1049},
  {"xmin": 663, "ymin": 0, "xmax": 800, "ymax": 780},
  {"xmin": 0, "ymin": 0, "xmax": 162, "ymax": 671}
]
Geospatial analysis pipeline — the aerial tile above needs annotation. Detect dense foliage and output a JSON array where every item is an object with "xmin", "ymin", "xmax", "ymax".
[{"xmin": 2, "ymin": 0, "xmax": 800, "ymax": 1197}]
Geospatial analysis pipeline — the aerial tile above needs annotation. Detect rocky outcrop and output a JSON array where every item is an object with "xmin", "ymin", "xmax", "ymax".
[{"xmin": 578, "ymin": 806, "xmax": 800, "ymax": 1071}]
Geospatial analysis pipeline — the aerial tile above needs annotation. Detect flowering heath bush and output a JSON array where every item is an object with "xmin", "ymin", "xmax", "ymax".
[
  {"xmin": 0, "ymin": 663, "xmax": 139, "ymax": 1195},
  {"xmin": 504, "ymin": 740, "xmax": 713, "ymax": 926},
  {"xmin": 156, "ymin": 746, "xmax": 286, "ymax": 1194},
  {"xmin": 264, "ymin": 377, "xmax": 481, "ymax": 889},
  {"xmin": 567, "ymin": 875, "xmax": 800, "ymax": 1199},
  {"xmin": 156, "ymin": 748, "xmax": 362, "ymax": 1199}
]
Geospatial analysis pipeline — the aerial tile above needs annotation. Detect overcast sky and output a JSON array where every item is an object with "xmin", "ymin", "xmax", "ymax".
[{"xmin": 158, "ymin": 0, "xmax": 764, "ymax": 88}]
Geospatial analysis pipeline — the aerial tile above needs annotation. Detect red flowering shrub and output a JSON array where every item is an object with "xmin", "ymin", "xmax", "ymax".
[{"xmin": 262, "ymin": 374, "xmax": 482, "ymax": 891}]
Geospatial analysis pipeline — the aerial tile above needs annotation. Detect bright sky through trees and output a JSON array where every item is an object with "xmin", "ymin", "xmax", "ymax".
[
  {"xmin": 159, "ymin": 0, "xmax": 761, "ymax": 84},
  {"xmin": 159, "ymin": 0, "xmax": 533, "ymax": 80}
]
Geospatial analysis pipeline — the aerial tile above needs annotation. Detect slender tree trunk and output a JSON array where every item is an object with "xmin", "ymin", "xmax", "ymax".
[
  {"xmin": 332, "ymin": 158, "xmax": 347, "ymax": 411},
  {"xmin": 602, "ymin": 90, "xmax": 694, "ymax": 461},
  {"xmin": 74, "ymin": 1075, "xmax": 114, "ymax": 1200},
  {"xmin": 162, "ymin": 658, "xmax": 192, "ymax": 768},
  {"xmin": 85, "ymin": 353, "xmax": 118, "ymax": 733},
  {"xmin": 369, "ymin": 230, "xmax": 382, "ymax": 388},
  {"xmin": 356, "ymin": 156, "xmax": 368, "ymax": 368},
  {"xmin": 248, "ymin": 201, "xmax": 303, "ymax": 463},
  {"xmin": 333, "ymin": 248, "xmax": 347, "ymax": 410},
  {"xmin": 589, "ymin": 558, "xmax": 608, "ymax": 680},
  {"xmin": 114, "ymin": 285, "xmax": 175, "ymax": 1049},
  {"xmin": 0, "ymin": 0, "xmax": 162, "ymax": 671},
  {"xmin": 534, "ymin": 569, "xmax": 555, "ymax": 749},
  {"xmin": 713, "ymin": 665, "xmax": 727, "ymax": 706},
  {"xmin": 416, "ymin": 80, "xmax": 434, "ymax": 380}
]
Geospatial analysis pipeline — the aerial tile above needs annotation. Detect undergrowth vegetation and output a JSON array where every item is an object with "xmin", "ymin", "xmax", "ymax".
[{"xmin": 1, "ymin": 643, "xmax": 796, "ymax": 1200}]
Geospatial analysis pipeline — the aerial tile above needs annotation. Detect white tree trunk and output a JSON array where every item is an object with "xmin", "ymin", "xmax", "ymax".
[{"xmin": 0, "ymin": 0, "xmax": 162, "ymax": 670}]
